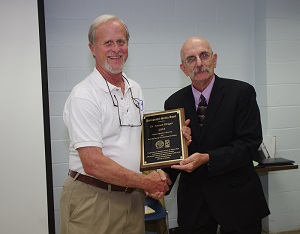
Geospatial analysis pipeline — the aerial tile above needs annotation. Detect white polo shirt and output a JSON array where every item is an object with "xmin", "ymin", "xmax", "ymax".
[{"xmin": 63, "ymin": 68, "xmax": 144, "ymax": 174}]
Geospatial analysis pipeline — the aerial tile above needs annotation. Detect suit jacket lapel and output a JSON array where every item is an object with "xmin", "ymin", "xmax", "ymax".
[
  {"xmin": 197, "ymin": 76, "xmax": 225, "ymax": 145},
  {"xmin": 181, "ymin": 86, "xmax": 202, "ymax": 141},
  {"xmin": 179, "ymin": 78, "xmax": 225, "ymax": 148}
]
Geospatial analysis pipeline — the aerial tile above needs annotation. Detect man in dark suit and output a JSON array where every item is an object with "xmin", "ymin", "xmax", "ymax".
[{"xmin": 163, "ymin": 37, "xmax": 270, "ymax": 234}]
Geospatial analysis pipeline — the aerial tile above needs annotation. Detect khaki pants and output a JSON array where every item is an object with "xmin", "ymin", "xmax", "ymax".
[{"xmin": 60, "ymin": 176, "xmax": 145, "ymax": 234}]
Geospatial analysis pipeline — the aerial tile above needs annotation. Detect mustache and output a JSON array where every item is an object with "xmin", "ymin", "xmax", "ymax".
[{"xmin": 193, "ymin": 67, "xmax": 210, "ymax": 76}]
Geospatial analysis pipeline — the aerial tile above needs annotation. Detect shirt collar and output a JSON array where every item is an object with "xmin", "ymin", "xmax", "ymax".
[
  {"xmin": 91, "ymin": 68, "xmax": 130, "ymax": 93},
  {"xmin": 192, "ymin": 74, "xmax": 215, "ymax": 105}
]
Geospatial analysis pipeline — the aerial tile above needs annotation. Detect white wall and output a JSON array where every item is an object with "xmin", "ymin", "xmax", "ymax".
[
  {"xmin": 45, "ymin": 0, "xmax": 300, "ymax": 233},
  {"xmin": 255, "ymin": 0, "xmax": 300, "ymax": 233},
  {"xmin": 0, "ymin": 0, "xmax": 49, "ymax": 234}
]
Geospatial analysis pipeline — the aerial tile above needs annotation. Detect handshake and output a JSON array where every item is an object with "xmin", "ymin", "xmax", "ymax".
[{"xmin": 143, "ymin": 170, "xmax": 172, "ymax": 200}]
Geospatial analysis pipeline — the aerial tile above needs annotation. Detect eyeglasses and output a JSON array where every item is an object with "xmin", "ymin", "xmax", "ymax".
[
  {"xmin": 183, "ymin": 52, "xmax": 213, "ymax": 68},
  {"xmin": 105, "ymin": 76, "xmax": 142, "ymax": 127}
]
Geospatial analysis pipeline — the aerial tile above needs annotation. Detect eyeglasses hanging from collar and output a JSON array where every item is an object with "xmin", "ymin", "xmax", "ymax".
[{"xmin": 104, "ymin": 76, "xmax": 142, "ymax": 127}]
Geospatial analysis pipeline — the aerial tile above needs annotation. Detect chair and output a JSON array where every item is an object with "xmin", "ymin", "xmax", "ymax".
[{"xmin": 145, "ymin": 196, "xmax": 169, "ymax": 234}]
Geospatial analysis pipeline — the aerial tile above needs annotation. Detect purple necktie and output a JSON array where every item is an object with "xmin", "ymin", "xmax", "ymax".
[{"xmin": 197, "ymin": 94, "xmax": 207, "ymax": 126}]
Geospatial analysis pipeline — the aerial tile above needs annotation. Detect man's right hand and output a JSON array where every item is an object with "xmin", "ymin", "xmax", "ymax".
[{"xmin": 144, "ymin": 170, "xmax": 171, "ymax": 199}]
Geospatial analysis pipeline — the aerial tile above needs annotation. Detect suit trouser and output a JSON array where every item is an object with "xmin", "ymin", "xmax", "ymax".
[
  {"xmin": 60, "ymin": 176, "xmax": 145, "ymax": 234},
  {"xmin": 178, "ymin": 198, "xmax": 262, "ymax": 234},
  {"xmin": 220, "ymin": 221, "xmax": 262, "ymax": 234}
]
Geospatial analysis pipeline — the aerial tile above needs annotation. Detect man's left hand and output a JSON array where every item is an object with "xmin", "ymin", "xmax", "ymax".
[{"xmin": 171, "ymin": 152, "xmax": 209, "ymax": 173}]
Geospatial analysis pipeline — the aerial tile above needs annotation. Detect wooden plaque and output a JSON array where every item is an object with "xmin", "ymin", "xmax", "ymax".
[{"xmin": 141, "ymin": 108, "xmax": 188, "ymax": 171}]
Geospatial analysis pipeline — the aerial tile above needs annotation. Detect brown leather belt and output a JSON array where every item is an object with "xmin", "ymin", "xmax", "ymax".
[{"xmin": 69, "ymin": 170, "xmax": 134, "ymax": 193}]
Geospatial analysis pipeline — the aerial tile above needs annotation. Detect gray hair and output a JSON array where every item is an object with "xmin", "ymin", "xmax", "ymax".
[{"xmin": 88, "ymin": 14, "xmax": 130, "ymax": 45}]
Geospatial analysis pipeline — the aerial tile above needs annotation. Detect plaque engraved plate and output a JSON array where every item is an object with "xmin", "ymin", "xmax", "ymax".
[{"xmin": 141, "ymin": 108, "xmax": 188, "ymax": 171}]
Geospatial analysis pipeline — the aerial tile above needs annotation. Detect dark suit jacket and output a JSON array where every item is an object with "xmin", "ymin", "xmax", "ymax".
[{"xmin": 164, "ymin": 75, "xmax": 270, "ymax": 231}]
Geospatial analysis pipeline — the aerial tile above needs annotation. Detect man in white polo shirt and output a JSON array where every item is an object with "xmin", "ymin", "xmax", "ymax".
[{"xmin": 60, "ymin": 15, "xmax": 176, "ymax": 234}]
